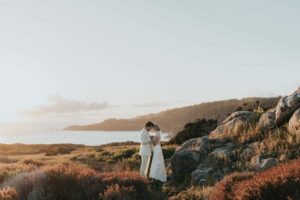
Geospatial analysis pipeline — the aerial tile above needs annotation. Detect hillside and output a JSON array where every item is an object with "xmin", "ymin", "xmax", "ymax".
[
  {"xmin": 64, "ymin": 97, "xmax": 279, "ymax": 136},
  {"xmin": 167, "ymin": 86, "xmax": 300, "ymax": 200}
]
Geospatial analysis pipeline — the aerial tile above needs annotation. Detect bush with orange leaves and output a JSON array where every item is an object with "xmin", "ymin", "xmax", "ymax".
[
  {"xmin": 210, "ymin": 157, "xmax": 300, "ymax": 200},
  {"xmin": 0, "ymin": 162, "xmax": 151, "ymax": 200},
  {"xmin": 0, "ymin": 187, "xmax": 18, "ymax": 200},
  {"xmin": 99, "ymin": 184, "xmax": 137, "ymax": 199}
]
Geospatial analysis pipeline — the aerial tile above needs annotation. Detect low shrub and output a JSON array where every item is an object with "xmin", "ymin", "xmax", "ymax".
[
  {"xmin": 44, "ymin": 151, "xmax": 58, "ymax": 156},
  {"xmin": 112, "ymin": 148, "xmax": 137, "ymax": 161},
  {"xmin": 0, "ymin": 144, "xmax": 83, "ymax": 156},
  {"xmin": 99, "ymin": 184, "xmax": 137, "ymax": 200},
  {"xmin": 162, "ymin": 146, "xmax": 176, "ymax": 159},
  {"xmin": 0, "ymin": 187, "xmax": 18, "ymax": 200},
  {"xmin": 169, "ymin": 119, "xmax": 218, "ymax": 145},
  {"xmin": 210, "ymin": 157, "xmax": 300, "ymax": 200},
  {"xmin": 0, "ymin": 163, "xmax": 37, "ymax": 184},
  {"xmin": 19, "ymin": 159, "xmax": 44, "ymax": 167},
  {"xmin": 0, "ymin": 162, "xmax": 151, "ymax": 200},
  {"xmin": 0, "ymin": 157, "xmax": 18, "ymax": 164},
  {"xmin": 209, "ymin": 172, "xmax": 254, "ymax": 200},
  {"xmin": 99, "ymin": 141, "xmax": 139, "ymax": 147}
]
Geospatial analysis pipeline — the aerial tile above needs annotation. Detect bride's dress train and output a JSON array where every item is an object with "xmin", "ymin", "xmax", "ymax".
[{"xmin": 149, "ymin": 132, "xmax": 167, "ymax": 182}]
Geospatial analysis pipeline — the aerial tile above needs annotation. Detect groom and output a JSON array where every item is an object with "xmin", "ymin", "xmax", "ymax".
[{"xmin": 139, "ymin": 121, "xmax": 154, "ymax": 178}]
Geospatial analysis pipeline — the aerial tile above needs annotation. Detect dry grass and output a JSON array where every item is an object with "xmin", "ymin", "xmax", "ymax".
[
  {"xmin": 0, "ymin": 143, "xmax": 84, "ymax": 156},
  {"xmin": 0, "ymin": 142, "xmax": 172, "ymax": 200},
  {"xmin": 167, "ymin": 186, "xmax": 213, "ymax": 200}
]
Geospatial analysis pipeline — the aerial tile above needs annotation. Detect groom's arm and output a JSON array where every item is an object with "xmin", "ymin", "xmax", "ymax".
[{"xmin": 141, "ymin": 132, "xmax": 151, "ymax": 145}]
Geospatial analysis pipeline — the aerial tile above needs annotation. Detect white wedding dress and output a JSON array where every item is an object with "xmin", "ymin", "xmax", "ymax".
[{"xmin": 149, "ymin": 132, "xmax": 167, "ymax": 182}]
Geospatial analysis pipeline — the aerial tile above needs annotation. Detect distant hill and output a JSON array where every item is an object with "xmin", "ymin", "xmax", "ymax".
[{"xmin": 64, "ymin": 97, "xmax": 279, "ymax": 136}]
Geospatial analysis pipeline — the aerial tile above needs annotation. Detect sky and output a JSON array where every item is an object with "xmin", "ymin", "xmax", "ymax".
[{"xmin": 0, "ymin": 0, "xmax": 299, "ymax": 129}]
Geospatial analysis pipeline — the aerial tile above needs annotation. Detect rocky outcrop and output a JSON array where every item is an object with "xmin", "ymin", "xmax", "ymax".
[
  {"xmin": 208, "ymin": 143, "xmax": 234, "ymax": 160},
  {"xmin": 261, "ymin": 158, "xmax": 276, "ymax": 169},
  {"xmin": 170, "ymin": 136, "xmax": 229, "ymax": 182},
  {"xmin": 164, "ymin": 158, "xmax": 171, "ymax": 169},
  {"xmin": 258, "ymin": 110, "xmax": 276, "ymax": 131},
  {"xmin": 191, "ymin": 167, "xmax": 222, "ymax": 185},
  {"xmin": 275, "ymin": 88, "xmax": 300, "ymax": 126},
  {"xmin": 166, "ymin": 87, "xmax": 300, "ymax": 187},
  {"xmin": 240, "ymin": 142, "xmax": 261, "ymax": 160},
  {"xmin": 170, "ymin": 150, "xmax": 201, "ymax": 181},
  {"xmin": 250, "ymin": 155, "xmax": 276, "ymax": 170},
  {"xmin": 176, "ymin": 137, "xmax": 210, "ymax": 154},
  {"xmin": 289, "ymin": 108, "xmax": 300, "ymax": 135},
  {"xmin": 210, "ymin": 111, "xmax": 253, "ymax": 136},
  {"xmin": 191, "ymin": 167, "xmax": 213, "ymax": 185},
  {"xmin": 169, "ymin": 89, "xmax": 300, "ymax": 185}
]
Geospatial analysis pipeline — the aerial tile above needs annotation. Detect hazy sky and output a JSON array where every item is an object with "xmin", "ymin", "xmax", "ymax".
[{"xmin": 0, "ymin": 0, "xmax": 299, "ymax": 126}]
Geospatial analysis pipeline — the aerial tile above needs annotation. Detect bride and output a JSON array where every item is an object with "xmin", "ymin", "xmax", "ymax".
[{"xmin": 149, "ymin": 124, "xmax": 167, "ymax": 182}]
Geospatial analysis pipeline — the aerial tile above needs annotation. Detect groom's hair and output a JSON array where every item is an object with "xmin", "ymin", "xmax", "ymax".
[{"xmin": 145, "ymin": 121, "xmax": 154, "ymax": 128}]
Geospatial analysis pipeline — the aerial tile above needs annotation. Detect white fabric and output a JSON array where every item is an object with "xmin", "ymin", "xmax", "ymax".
[
  {"xmin": 140, "ymin": 155, "xmax": 151, "ymax": 177},
  {"xmin": 139, "ymin": 128, "xmax": 152, "ymax": 156},
  {"xmin": 149, "ymin": 132, "xmax": 167, "ymax": 182}
]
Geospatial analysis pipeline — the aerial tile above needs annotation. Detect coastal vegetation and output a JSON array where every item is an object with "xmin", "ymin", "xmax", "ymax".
[
  {"xmin": 0, "ymin": 142, "xmax": 176, "ymax": 200},
  {"xmin": 168, "ymin": 119, "xmax": 217, "ymax": 145}
]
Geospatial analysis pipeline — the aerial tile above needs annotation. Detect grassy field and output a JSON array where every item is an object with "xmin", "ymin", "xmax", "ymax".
[{"xmin": 0, "ymin": 142, "xmax": 177, "ymax": 200}]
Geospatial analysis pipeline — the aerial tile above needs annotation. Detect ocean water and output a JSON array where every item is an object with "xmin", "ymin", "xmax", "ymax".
[{"xmin": 0, "ymin": 130, "xmax": 169, "ymax": 146}]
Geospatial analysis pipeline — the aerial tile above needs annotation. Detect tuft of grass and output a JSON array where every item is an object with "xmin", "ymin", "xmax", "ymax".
[{"xmin": 167, "ymin": 186, "xmax": 213, "ymax": 200}]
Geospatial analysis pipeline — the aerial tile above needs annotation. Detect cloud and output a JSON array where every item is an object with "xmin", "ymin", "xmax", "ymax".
[
  {"xmin": 20, "ymin": 94, "xmax": 113, "ymax": 116},
  {"xmin": 133, "ymin": 102, "xmax": 171, "ymax": 108}
]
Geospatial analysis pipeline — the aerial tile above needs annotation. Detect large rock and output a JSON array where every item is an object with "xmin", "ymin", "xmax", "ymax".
[
  {"xmin": 261, "ymin": 158, "xmax": 276, "ymax": 169},
  {"xmin": 191, "ymin": 167, "xmax": 223, "ymax": 185},
  {"xmin": 250, "ymin": 155, "xmax": 276, "ymax": 170},
  {"xmin": 289, "ymin": 108, "xmax": 300, "ymax": 135},
  {"xmin": 258, "ymin": 110, "xmax": 276, "ymax": 131},
  {"xmin": 275, "ymin": 88, "xmax": 300, "ymax": 126},
  {"xmin": 240, "ymin": 142, "xmax": 261, "ymax": 160},
  {"xmin": 164, "ymin": 158, "xmax": 171, "ymax": 169},
  {"xmin": 170, "ymin": 150, "xmax": 201, "ymax": 181},
  {"xmin": 210, "ymin": 111, "xmax": 253, "ymax": 136},
  {"xmin": 208, "ymin": 143, "xmax": 234, "ymax": 160},
  {"xmin": 250, "ymin": 155, "xmax": 263, "ymax": 169},
  {"xmin": 176, "ymin": 136, "xmax": 209, "ymax": 154},
  {"xmin": 191, "ymin": 167, "xmax": 213, "ymax": 185}
]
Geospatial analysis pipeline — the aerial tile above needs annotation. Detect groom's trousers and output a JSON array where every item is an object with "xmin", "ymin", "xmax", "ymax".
[{"xmin": 140, "ymin": 155, "xmax": 151, "ymax": 178}]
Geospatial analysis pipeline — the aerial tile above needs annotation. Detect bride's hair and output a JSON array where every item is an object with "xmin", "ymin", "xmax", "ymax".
[{"xmin": 153, "ymin": 124, "xmax": 161, "ymax": 131}]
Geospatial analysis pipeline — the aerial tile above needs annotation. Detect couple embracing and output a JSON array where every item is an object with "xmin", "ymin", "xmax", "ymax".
[{"xmin": 139, "ymin": 121, "xmax": 167, "ymax": 182}]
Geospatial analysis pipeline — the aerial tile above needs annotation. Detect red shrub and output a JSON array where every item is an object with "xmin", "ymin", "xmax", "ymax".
[
  {"xmin": 99, "ymin": 184, "xmax": 137, "ymax": 200},
  {"xmin": 0, "ymin": 162, "xmax": 150, "ymax": 200},
  {"xmin": 210, "ymin": 157, "xmax": 300, "ymax": 200},
  {"xmin": 0, "ymin": 187, "xmax": 18, "ymax": 200},
  {"xmin": 210, "ymin": 172, "xmax": 254, "ymax": 200},
  {"xmin": 100, "ymin": 171, "xmax": 149, "ymax": 196}
]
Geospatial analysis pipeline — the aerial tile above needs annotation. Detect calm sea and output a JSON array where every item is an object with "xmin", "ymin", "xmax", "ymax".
[{"xmin": 0, "ymin": 130, "xmax": 169, "ymax": 146}]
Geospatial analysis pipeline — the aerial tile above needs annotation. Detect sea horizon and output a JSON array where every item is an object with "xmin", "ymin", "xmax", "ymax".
[{"xmin": 0, "ymin": 129, "xmax": 169, "ymax": 146}]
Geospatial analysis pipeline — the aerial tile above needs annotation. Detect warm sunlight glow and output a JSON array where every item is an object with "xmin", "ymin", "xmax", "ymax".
[
  {"xmin": 0, "ymin": 68, "xmax": 48, "ymax": 122},
  {"xmin": 0, "ymin": 1, "xmax": 299, "ymax": 199}
]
